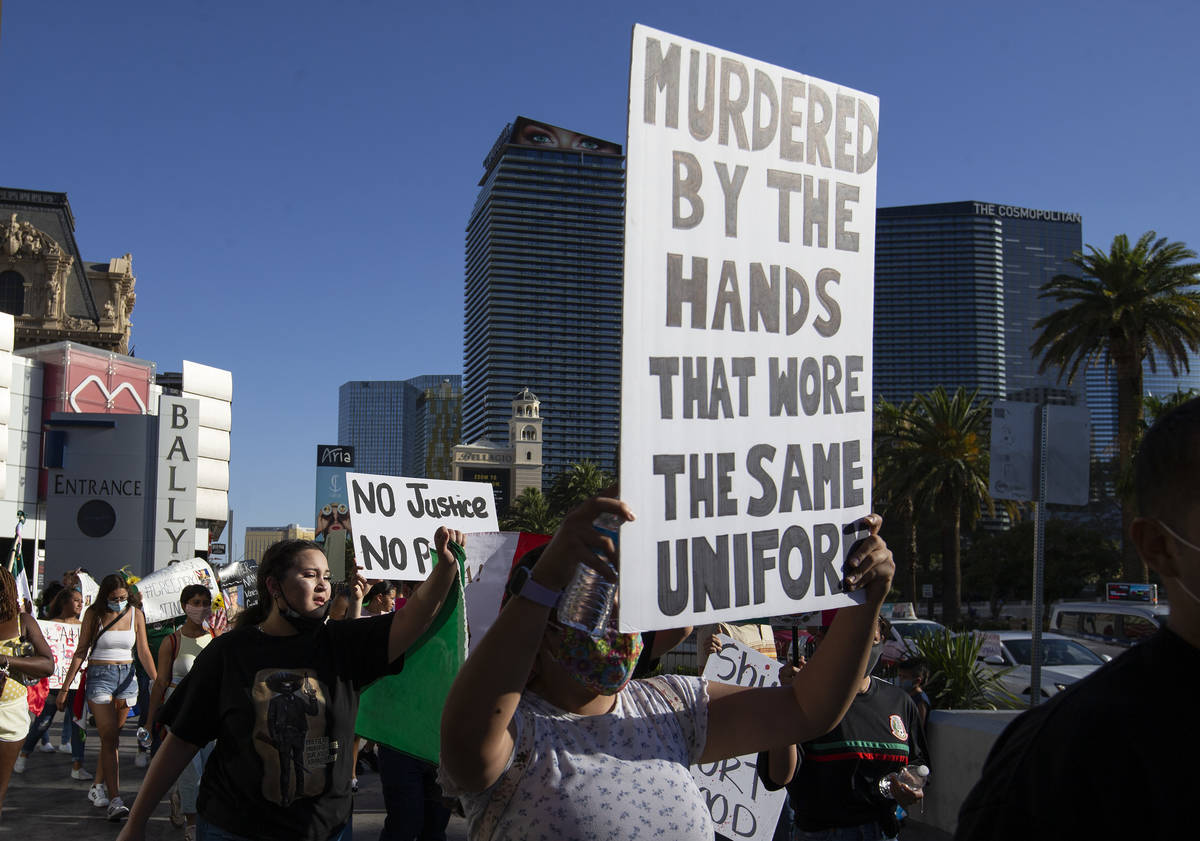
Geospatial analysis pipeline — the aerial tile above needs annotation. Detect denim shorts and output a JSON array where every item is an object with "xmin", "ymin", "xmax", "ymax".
[{"xmin": 86, "ymin": 662, "xmax": 138, "ymax": 704}]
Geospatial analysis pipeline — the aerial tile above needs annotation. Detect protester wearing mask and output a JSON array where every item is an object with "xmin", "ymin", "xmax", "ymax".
[
  {"xmin": 956, "ymin": 396, "xmax": 1200, "ymax": 839},
  {"xmin": 440, "ymin": 496, "xmax": 897, "ymax": 841},
  {"xmin": 758, "ymin": 615, "xmax": 929, "ymax": 841},
  {"xmin": 117, "ymin": 528, "xmax": 464, "ymax": 841},
  {"xmin": 56, "ymin": 573, "xmax": 157, "ymax": 821},
  {"xmin": 146, "ymin": 585, "xmax": 218, "ymax": 840}
]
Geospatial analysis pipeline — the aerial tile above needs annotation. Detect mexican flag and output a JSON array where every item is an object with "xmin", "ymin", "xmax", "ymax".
[
  {"xmin": 354, "ymin": 531, "xmax": 550, "ymax": 763},
  {"xmin": 8, "ymin": 512, "xmax": 33, "ymax": 611}
]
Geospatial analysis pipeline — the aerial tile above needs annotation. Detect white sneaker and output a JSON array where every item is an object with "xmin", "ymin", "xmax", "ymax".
[
  {"xmin": 13, "ymin": 754, "xmax": 26, "ymax": 773},
  {"xmin": 58, "ymin": 742, "xmax": 73, "ymax": 754},
  {"xmin": 183, "ymin": 827, "xmax": 196, "ymax": 841},
  {"xmin": 37, "ymin": 741, "xmax": 57, "ymax": 753},
  {"xmin": 107, "ymin": 796, "xmax": 130, "ymax": 821},
  {"xmin": 89, "ymin": 783, "xmax": 109, "ymax": 808},
  {"xmin": 71, "ymin": 767, "xmax": 90, "ymax": 780},
  {"xmin": 135, "ymin": 751, "xmax": 148, "ymax": 768}
]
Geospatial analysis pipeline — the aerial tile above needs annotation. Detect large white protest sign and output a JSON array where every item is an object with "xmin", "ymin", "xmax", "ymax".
[
  {"xmin": 347, "ymin": 473, "xmax": 499, "ymax": 581},
  {"xmin": 136, "ymin": 558, "xmax": 218, "ymax": 624},
  {"xmin": 39, "ymin": 620, "xmax": 83, "ymax": 690},
  {"xmin": 693, "ymin": 635, "xmax": 787, "ymax": 841},
  {"xmin": 619, "ymin": 25, "xmax": 877, "ymax": 631}
]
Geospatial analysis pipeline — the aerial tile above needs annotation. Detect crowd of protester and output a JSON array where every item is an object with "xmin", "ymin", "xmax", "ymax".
[{"xmin": 8, "ymin": 388, "xmax": 1194, "ymax": 841}]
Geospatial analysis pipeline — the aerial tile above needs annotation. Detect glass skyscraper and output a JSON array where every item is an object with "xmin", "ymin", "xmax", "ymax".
[
  {"xmin": 337, "ymin": 374, "xmax": 461, "ymax": 477},
  {"xmin": 462, "ymin": 117, "xmax": 625, "ymax": 480},
  {"xmin": 874, "ymin": 201, "xmax": 1083, "ymax": 405}
]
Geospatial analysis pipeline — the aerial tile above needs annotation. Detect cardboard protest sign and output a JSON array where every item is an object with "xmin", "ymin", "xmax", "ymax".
[
  {"xmin": 619, "ymin": 25, "xmax": 877, "ymax": 631},
  {"xmin": 693, "ymin": 634, "xmax": 788, "ymax": 841},
  {"xmin": 346, "ymin": 473, "xmax": 498, "ymax": 581},
  {"xmin": 39, "ymin": 620, "xmax": 82, "ymax": 690},
  {"xmin": 355, "ymin": 545, "xmax": 467, "ymax": 763},
  {"xmin": 135, "ymin": 558, "xmax": 218, "ymax": 624},
  {"xmin": 78, "ymin": 571, "xmax": 98, "ymax": 612}
]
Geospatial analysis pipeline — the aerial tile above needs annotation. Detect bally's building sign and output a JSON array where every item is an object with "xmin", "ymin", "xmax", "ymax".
[{"xmin": 45, "ymin": 393, "xmax": 202, "ymax": 577}]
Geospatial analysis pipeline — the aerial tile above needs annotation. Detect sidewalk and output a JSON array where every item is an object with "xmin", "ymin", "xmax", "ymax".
[{"xmin": 2, "ymin": 722, "xmax": 468, "ymax": 840}]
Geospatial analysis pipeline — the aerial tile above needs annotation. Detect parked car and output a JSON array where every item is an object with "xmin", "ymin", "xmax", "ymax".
[
  {"xmin": 1049, "ymin": 601, "xmax": 1169, "ymax": 659},
  {"xmin": 881, "ymin": 619, "xmax": 947, "ymax": 665},
  {"xmin": 978, "ymin": 631, "xmax": 1106, "ymax": 698}
]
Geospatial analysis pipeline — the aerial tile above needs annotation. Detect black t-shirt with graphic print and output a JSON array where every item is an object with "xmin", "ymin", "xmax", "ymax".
[
  {"xmin": 160, "ymin": 614, "xmax": 403, "ymax": 841},
  {"xmin": 759, "ymin": 677, "xmax": 928, "ymax": 836}
]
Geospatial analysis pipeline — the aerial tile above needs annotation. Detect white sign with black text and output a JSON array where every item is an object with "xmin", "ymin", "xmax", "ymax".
[
  {"xmin": 620, "ymin": 25, "xmax": 877, "ymax": 631},
  {"xmin": 692, "ymin": 635, "xmax": 788, "ymax": 841},
  {"xmin": 153, "ymin": 396, "xmax": 200, "ymax": 568},
  {"xmin": 346, "ymin": 473, "xmax": 499, "ymax": 581}
]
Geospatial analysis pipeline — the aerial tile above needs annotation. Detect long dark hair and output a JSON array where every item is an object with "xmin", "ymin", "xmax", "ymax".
[
  {"xmin": 235, "ymin": 539, "xmax": 325, "ymax": 629},
  {"xmin": 81, "ymin": 573, "xmax": 131, "ymax": 629},
  {"xmin": 0, "ymin": 566, "xmax": 18, "ymax": 623}
]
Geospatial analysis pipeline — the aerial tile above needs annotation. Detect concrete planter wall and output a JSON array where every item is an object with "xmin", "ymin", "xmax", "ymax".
[{"xmin": 906, "ymin": 709, "xmax": 1021, "ymax": 837}]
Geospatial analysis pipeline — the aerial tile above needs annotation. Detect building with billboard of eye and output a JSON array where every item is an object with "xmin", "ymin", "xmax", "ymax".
[
  {"xmin": 462, "ymin": 118, "xmax": 623, "ymax": 484},
  {"xmin": 452, "ymin": 388, "xmax": 543, "ymax": 514}
]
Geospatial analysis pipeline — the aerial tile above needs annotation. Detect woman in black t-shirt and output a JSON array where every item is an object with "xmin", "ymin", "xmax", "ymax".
[{"xmin": 117, "ymin": 527, "xmax": 464, "ymax": 841}]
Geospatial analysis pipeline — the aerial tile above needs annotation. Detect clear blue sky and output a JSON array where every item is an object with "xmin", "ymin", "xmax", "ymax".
[{"xmin": 4, "ymin": 1, "xmax": 1196, "ymax": 558}]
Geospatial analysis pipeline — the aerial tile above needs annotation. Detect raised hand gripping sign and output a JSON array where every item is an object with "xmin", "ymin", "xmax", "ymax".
[
  {"xmin": 346, "ymin": 473, "xmax": 499, "ymax": 580},
  {"xmin": 619, "ymin": 24, "xmax": 877, "ymax": 631}
]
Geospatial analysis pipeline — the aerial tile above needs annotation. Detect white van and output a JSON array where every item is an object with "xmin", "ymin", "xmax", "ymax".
[{"xmin": 1049, "ymin": 601, "xmax": 1169, "ymax": 658}]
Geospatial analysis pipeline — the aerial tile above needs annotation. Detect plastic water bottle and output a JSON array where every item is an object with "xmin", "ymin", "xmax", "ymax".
[
  {"xmin": 878, "ymin": 764, "xmax": 929, "ymax": 799},
  {"xmin": 556, "ymin": 513, "xmax": 620, "ymax": 634},
  {"xmin": 136, "ymin": 726, "xmax": 152, "ymax": 750}
]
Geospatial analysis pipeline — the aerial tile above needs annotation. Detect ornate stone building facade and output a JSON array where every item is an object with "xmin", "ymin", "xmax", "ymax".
[
  {"xmin": 452, "ymin": 388, "xmax": 543, "ymax": 513},
  {"xmin": 0, "ymin": 188, "xmax": 134, "ymax": 354}
]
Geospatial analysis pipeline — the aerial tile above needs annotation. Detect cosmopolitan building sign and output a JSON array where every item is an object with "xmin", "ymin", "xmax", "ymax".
[{"xmin": 972, "ymin": 202, "xmax": 1082, "ymax": 224}]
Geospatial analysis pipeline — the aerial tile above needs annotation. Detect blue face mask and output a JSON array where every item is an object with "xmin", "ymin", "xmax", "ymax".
[{"xmin": 108, "ymin": 599, "xmax": 128, "ymax": 613}]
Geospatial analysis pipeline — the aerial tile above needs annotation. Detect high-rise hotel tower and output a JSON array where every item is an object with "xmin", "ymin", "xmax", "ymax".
[
  {"xmin": 463, "ymin": 117, "xmax": 625, "ymax": 479},
  {"xmin": 874, "ymin": 201, "xmax": 1083, "ymax": 405}
]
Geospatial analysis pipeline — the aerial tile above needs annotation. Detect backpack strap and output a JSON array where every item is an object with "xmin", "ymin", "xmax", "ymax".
[{"xmin": 470, "ymin": 707, "xmax": 537, "ymax": 841}]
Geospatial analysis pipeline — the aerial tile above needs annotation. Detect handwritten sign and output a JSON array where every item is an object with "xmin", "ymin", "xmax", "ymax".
[
  {"xmin": 693, "ymin": 635, "xmax": 787, "ymax": 841},
  {"xmin": 346, "ymin": 473, "xmax": 498, "ymax": 581},
  {"xmin": 39, "ymin": 621, "xmax": 82, "ymax": 690},
  {"xmin": 136, "ymin": 558, "xmax": 218, "ymax": 624},
  {"xmin": 618, "ymin": 25, "xmax": 875, "ymax": 631}
]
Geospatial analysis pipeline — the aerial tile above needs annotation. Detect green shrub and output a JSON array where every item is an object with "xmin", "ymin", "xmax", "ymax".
[{"xmin": 911, "ymin": 630, "xmax": 1021, "ymax": 710}]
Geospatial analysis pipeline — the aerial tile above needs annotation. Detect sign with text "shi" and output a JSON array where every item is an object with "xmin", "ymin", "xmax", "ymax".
[
  {"xmin": 346, "ymin": 473, "xmax": 498, "ymax": 581},
  {"xmin": 619, "ymin": 24, "xmax": 876, "ymax": 631},
  {"xmin": 693, "ymin": 635, "xmax": 788, "ymax": 841}
]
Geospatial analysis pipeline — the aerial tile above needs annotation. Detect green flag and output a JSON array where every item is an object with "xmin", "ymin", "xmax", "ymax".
[{"xmin": 354, "ymin": 544, "xmax": 467, "ymax": 763}]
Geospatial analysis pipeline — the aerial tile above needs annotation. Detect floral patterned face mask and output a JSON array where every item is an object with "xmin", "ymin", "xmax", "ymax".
[{"xmin": 546, "ymin": 624, "xmax": 644, "ymax": 696}]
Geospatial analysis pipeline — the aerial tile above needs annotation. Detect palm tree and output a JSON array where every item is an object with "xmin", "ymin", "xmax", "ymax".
[
  {"xmin": 500, "ymin": 487, "xmax": 559, "ymax": 534},
  {"xmin": 1032, "ymin": 232, "xmax": 1200, "ymax": 578},
  {"xmin": 546, "ymin": 460, "xmax": 616, "ymax": 517},
  {"xmin": 874, "ymin": 397, "xmax": 921, "ymax": 603},
  {"xmin": 890, "ymin": 387, "xmax": 994, "ymax": 624}
]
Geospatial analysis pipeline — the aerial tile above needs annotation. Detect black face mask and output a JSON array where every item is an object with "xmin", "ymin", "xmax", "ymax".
[
  {"xmin": 275, "ymin": 589, "xmax": 330, "ymax": 633},
  {"xmin": 864, "ymin": 641, "xmax": 885, "ymax": 678}
]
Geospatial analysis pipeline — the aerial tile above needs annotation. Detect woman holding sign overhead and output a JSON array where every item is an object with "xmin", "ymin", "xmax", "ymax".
[
  {"xmin": 439, "ymin": 495, "xmax": 896, "ymax": 841},
  {"xmin": 117, "ymin": 526, "xmax": 464, "ymax": 841}
]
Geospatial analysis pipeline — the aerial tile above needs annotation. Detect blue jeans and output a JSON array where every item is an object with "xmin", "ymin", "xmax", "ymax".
[
  {"xmin": 22, "ymin": 689, "xmax": 84, "ymax": 761},
  {"xmin": 197, "ymin": 816, "xmax": 351, "ymax": 841},
  {"xmin": 377, "ymin": 747, "xmax": 449, "ymax": 841}
]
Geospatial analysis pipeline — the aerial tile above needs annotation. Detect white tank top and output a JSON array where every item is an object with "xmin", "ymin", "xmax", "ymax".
[{"xmin": 91, "ymin": 611, "xmax": 136, "ymax": 662}]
